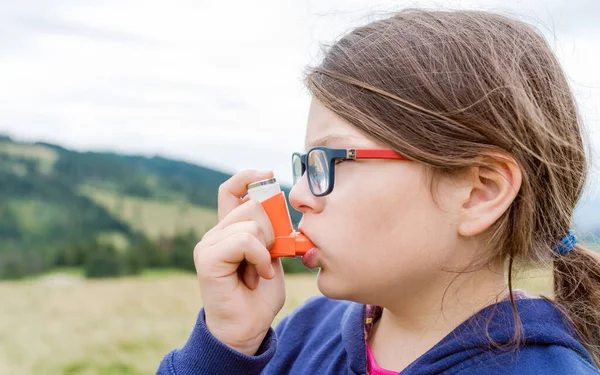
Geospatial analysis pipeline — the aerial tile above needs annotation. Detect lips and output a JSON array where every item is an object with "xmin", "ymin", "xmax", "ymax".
[
  {"xmin": 298, "ymin": 227, "xmax": 320, "ymax": 269},
  {"xmin": 301, "ymin": 247, "xmax": 319, "ymax": 268}
]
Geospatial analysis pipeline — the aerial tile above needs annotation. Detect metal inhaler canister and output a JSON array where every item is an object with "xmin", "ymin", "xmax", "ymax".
[{"xmin": 246, "ymin": 178, "xmax": 314, "ymax": 258}]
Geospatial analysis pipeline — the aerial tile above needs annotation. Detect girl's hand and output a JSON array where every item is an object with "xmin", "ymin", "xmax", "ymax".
[{"xmin": 194, "ymin": 170, "xmax": 286, "ymax": 356}]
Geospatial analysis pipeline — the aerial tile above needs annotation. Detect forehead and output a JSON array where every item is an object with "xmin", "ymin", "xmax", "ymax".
[{"xmin": 304, "ymin": 99, "xmax": 376, "ymax": 151}]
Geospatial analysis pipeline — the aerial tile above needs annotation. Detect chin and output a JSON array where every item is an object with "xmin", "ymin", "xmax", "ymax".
[{"xmin": 316, "ymin": 270, "xmax": 361, "ymax": 301}]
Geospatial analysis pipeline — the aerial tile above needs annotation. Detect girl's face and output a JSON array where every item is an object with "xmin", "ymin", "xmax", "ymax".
[{"xmin": 289, "ymin": 99, "xmax": 470, "ymax": 305}]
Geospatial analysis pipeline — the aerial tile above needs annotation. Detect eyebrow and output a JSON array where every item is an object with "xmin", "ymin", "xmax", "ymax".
[{"xmin": 305, "ymin": 134, "xmax": 357, "ymax": 151}]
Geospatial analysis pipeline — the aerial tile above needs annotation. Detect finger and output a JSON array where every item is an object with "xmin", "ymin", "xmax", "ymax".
[
  {"xmin": 210, "ymin": 232, "xmax": 274, "ymax": 280},
  {"xmin": 202, "ymin": 220, "xmax": 267, "ymax": 248},
  {"xmin": 218, "ymin": 170, "xmax": 274, "ymax": 222},
  {"xmin": 242, "ymin": 263, "xmax": 260, "ymax": 290},
  {"xmin": 212, "ymin": 200, "xmax": 275, "ymax": 249}
]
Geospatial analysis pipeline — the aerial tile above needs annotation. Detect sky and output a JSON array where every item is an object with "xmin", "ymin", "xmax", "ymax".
[{"xmin": 1, "ymin": 0, "xmax": 599, "ymax": 200}]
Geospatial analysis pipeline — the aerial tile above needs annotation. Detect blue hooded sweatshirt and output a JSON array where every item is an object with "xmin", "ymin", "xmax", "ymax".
[{"xmin": 156, "ymin": 295, "xmax": 600, "ymax": 374}]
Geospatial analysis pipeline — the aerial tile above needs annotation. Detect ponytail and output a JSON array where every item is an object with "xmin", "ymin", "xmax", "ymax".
[{"xmin": 553, "ymin": 243, "xmax": 600, "ymax": 367}]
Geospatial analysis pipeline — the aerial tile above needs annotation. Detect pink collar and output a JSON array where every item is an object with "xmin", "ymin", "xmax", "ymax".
[{"xmin": 366, "ymin": 341, "xmax": 400, "ymax": 375}]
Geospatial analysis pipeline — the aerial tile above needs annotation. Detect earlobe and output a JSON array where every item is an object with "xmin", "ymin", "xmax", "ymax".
[{"xmin": 458, "ymin": 153, "xmax": 522, "ymax": 238}]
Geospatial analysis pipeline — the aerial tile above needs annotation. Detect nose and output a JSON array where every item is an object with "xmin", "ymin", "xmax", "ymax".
[{"xmin": 289, "ymin": 173, "xmax": 322, "ymax": 214}]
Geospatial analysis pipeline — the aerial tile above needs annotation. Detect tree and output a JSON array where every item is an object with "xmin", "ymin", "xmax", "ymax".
[
  {"xmin": 123, "ymin": 241, "xmax": 147, "ymax": 275},
  {"xmin": 0, "ymin": 252, "xmax": 26, "ymax": 280},
  {"xmin": 84, "ymin": 242, "xmax": 123, "ymax": 278},
  {"xmin": 138, "ymin": 236, "xmax": 169, "ymax": 268},
  {"xmin": 54, "ymin": 241, "xmax": 87, "ymax": 267},
  {"xmin": 170, "ymin": 230, "xmax": 198, "ymax": 272}
]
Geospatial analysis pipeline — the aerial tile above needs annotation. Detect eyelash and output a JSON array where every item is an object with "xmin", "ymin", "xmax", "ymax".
[{"xmin": 334, "ymin": 158, "xmax": 352, "ymax": 165}]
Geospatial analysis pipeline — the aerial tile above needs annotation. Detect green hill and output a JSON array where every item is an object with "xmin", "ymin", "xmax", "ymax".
[
  {"xmin": 0, "ymin": 135, "xmax": 303, "ymax": 279},
  {"xmin": 79, "ymin": 185, "xmax": 218, "ymax": 239}
]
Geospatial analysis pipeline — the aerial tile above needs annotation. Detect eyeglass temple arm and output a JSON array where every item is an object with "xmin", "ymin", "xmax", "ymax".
[{"xmin": 351, "ymin": 149, "xmax": 406, "ymax": 160}]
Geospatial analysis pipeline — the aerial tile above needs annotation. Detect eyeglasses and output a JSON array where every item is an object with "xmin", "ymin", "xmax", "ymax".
[{"xmin": 292, "ymin": 146, "xmax": 408, "ymax": 197}]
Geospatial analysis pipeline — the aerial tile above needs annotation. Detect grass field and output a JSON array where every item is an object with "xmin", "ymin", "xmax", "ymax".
[
  {"xmin": 0, "ymin": 272, "xmax": 320, "ymax": 375},
  {"xmin": 80, "ymin": 186, "xmax": 218, "ymax": 239},
  {"xmin": 1, "ymin": 267, "xmax": 555, "ymax": 375}
]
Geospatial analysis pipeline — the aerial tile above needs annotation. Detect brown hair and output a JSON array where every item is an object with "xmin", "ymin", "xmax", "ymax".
[{"xmin": 303, "ymin": 9, "xmax": 600, "ymax": 366}]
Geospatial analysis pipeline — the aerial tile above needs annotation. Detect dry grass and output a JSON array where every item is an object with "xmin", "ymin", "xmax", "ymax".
[
  {"xmin": 0, "ymin": 273, "xmax": 320, "ymax": 375},
  {"xmin": 512, "ymin": 264, "xmax": 554, "ymax": 298},
  {"xmin": 80, "ymin": 186, "xmax": 218, "ymax": 239},
  {"xmin": 0, "ymin": 270, "xmax": 552, "ymax": 375}
]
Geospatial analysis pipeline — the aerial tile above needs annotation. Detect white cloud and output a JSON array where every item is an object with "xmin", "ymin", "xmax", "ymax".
[{"xmin": 0, "ymin": 0, "xmax": 598, "ymax": 194}]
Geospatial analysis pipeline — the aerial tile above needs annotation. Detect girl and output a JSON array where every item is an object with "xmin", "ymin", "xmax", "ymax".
[{"xmin": 157, "ymin": 9, "xmax": 600, "ymax": 375}]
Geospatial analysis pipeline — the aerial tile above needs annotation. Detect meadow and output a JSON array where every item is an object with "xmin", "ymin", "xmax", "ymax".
[{"xmin": 1, "ymin": 266, "xmax": 554, "ymax": 375}]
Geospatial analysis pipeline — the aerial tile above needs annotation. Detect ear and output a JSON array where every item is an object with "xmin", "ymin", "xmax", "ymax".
[{"xmin": 458, "ymin": 152, "xmax": 522, "ymax": 238}]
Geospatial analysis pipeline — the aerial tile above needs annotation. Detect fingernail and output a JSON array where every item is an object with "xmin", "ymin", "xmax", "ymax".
[{"xmin": 269, "ymin": 264, "xmax": 275, "ymax": 277}]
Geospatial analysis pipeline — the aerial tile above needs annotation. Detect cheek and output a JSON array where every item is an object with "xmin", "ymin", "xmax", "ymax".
[{"xmin": 338, "ymin": 166, "xmax": 456, "ymax": 270}]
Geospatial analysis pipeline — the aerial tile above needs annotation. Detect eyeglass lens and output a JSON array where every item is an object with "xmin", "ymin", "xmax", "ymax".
[
  {"xmin": 308, "ymin": 149, "xmax": 330, "ymax": 195},
  {"xmin": 292, "ymin": 149, "xmax": 332, "ymax": 195}
]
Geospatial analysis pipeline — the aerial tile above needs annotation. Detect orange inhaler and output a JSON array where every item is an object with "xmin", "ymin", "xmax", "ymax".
[{"xmin": 246, "ymin": 178, "xmax": 314, "ymax": 258}]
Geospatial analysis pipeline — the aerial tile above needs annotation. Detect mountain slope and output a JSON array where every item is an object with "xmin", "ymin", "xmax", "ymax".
[{"xmin": 0, "ymin": 135, "xmax": 305, "ymax": 277}]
